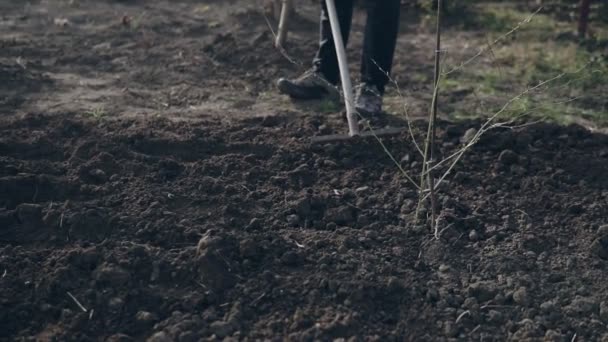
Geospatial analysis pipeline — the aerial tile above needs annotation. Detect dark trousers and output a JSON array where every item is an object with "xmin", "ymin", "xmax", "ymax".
[{"xmin": 313, "ymin": 0, "xmax": 401, "ymax": 95}]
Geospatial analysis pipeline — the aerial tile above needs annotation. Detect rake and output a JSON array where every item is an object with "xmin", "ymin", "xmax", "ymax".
[
  {"xmin": 311, "ymin": 0, "xmax": 406, "ymax": 144},
  {"xmin": 274, "ymin": 0, "xmax": 407, "ymax": 143}
]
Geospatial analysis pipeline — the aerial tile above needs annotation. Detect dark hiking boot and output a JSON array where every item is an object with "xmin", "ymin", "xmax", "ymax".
[
  {"xmin": 355, "ymin": 83, "xmax": 383, "ymax": 116},
  {"xmin": 277, "ymin": 69, "xmax": 340, "ymax": 101}
]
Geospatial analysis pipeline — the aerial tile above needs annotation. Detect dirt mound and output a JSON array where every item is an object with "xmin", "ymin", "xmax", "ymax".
[{"xmin": 1, "ymin": 112, "xmax": 607, "ymax": 341}]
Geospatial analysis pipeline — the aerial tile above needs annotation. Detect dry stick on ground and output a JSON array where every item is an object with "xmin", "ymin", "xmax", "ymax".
[{"xmin": 67, "ymin": 291, "xmax": 88, "ymax": 313}]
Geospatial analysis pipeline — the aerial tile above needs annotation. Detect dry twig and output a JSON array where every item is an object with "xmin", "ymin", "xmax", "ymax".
[{"xmin": 67, "ymin": 291, "xmax": 88, "ymax": 313}]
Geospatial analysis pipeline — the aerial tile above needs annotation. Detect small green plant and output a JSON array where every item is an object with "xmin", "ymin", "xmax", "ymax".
[
  {"xmin": 84, "ymin": 107, "xmax": 107, "ymax": 119},
  {"xmin": 318, "ymin": 99, "xmax": 340, "ymax": 114}
]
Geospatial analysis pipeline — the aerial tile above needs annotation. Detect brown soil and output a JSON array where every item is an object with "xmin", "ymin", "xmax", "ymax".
[{"xmin": 1, "ymin": 1, "xmax": 608, "ymax": 341}]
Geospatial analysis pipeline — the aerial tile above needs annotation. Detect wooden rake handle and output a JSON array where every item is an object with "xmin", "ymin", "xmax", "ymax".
[
  {"xmin": 325, "ymin": 0, "xmax": 359, "ymax": 137},
  {"xmin": 275, "ymin": 0, "xmax": 292, "ymax": 48},
  {"xmin": 275, "ymin": 0, "xmax": 359, "ymax": 138}
]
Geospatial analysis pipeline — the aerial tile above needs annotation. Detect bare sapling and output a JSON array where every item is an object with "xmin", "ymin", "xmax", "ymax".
[
  {"xmin": 417, "ymin": 0, "xmax": 442, "ymax": 237},
  {"xmin": 264, "ymin": 2, "xmax": 593, "ymax": 240}
]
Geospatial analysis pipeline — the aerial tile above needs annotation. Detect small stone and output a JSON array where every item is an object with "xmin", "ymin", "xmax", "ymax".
[
  {"xmin": 487, "ymin": 310, "xmax": 503, "ymax": 323},
  {"xmin": 590, "ymin": 236, "xmax": 608, "ymax": 259},
  {"xmin": 468, "ymin": 230, "xmax": 479, "ymax": 242},
  {"xmin": 565, "ymin": 296, "xmax": 597, "ymax": 316},
  {"xmin": 412, "ymin": 224, "xmax": 427, "ymax": 234},
  {"xmin": 280, "ymin": 251, "xmax": 299, "ymax": 266},
  {"xmin": 324, "ymin": 206, "xmax": 355, "ymax": 225},
  {"xmin": 544, "ymin": 329, "xmax": 566, "ymax": 342},
  {"xmin": 576, "ymin": 285, "xmax": 590, "ymax": 296},
  {"xmin": 566, "ymin": 256, "xmax": 576, "ymax": 269},
  {"xmin": 502, "ymin": 214, "xmax": 517, "ymax": 231},
  {"xmin": 106, "ymin": 334, "xmax": 133, "ymax": 342},
  {"xmin": 318, "ymin": 124, "xmax": 331, "ymax": 134},
  {"xmin": 196, "ymin": 233, "xmax": 236, "ymax": 292},
  {"xmin": 108, "ymin": 297, "xmax": 125, "ymax": 311},
  {"xmin": 290, "ymin": 308, "xmax": 311, "ymax": 330},
  {"xmin": 540, "ymin": 300, "xmax": 556, "ymax": 313},
  {"xmin": 598, "ymin": 225, "xmax": 608, "ymax": 237},
  {"xmin": 467, "ymin": 281, "xmax": 497, "ymax": 302},
  {"xmin": 386, "ymin": 276, "xmax": 403, "ymax": 291},
  {"xmin": 54, "ymin": 18, "xmax": 71, "ymax": 27},
  {"xmin": 286, "ymin": 214, "xmax": 299, "ymax": 226},
  {"xmin": 178, "ymin": 331, "xmax": 197, "ymax": 342},
  {"xmin": 209, "ymin": 321, "xmax": 235, "ymax": 338},
  {"xmin": 600, "ymin": 301, "xmax": 608, "ymax": 322},
  {"xmin": 355, "ymin": 186, "xmax": 369, "ymax": 195},
  {"xmin": 513, "ymin": 287, "xmax": 530, "ymax": 306},
  {"xmin": 498, "ymin": 149, "xmax": 518, "ymax": 165},
  {"xmin": 443, "ymin": 321, "xmax": 458, "ymax": 337},
  {"xmin": 512, "ymin": 319, "xmax": 541, "ymax": 339},
  {"xmin": 89, "ymin": 168, "xmax": 107, "ymax": 183},
  {"xmin": 462, "ymin": 297, "xmax": 479, "ymax": 310},
  {"xmin": 426, "ymin": 288, "xmax": 439, "ymax": 302},
  {"xmin": 294, "ymin": 197, "xmax": 312, "ymax": 216},
  {"xmin": 16, "ymin": 203, "xmax": 43, "ymax": 224},
  {"xmin": 146, "ymin": 332, "xmax": 171, "ymax": 342},
  {"xmin": 94, "ymin": 263, "xmax": 130, "ymax": 286},
  {"xmin": 239, "ymin": 239, "xmax": 259, "ymax": 259},
  {"xmin": 246, "ymin": 218, "xmax": 261, "ymax": 230},
  {"xmin": 135, "ymin": 311, "xmax": 158, "ymax": 328},
  {"xmin": 567, "ymin": 204, "xmax": 583, "ymax": 214}
]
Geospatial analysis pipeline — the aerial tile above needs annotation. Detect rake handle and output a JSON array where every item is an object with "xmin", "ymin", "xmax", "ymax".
[
  {"xmin": 275, "ymin": 0, "xmax": 292, "ymax": 48},
  {"xmin": 325, "ymin": 0, "xmax": 359, "ymax": 137}
]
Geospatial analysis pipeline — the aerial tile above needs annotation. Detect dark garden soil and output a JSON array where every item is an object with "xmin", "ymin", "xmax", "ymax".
[{"xmin": 1, "ymin": 1, "xmax": 608, "ymax": 341}]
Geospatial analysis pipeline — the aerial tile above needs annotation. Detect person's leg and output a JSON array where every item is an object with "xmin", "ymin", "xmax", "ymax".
[
  {"xmin": 313, "ymin": 0, "xmax": 355, "ymax": 85},
  {"xmin": 354, "ymin": 0, "xmax": 400, "ymax": 115},
  {"xmin": 360, "ymin": 0, "xmax": 401, "ymax": 94},
  {"xmin": 277, "ymin": 0, "xmax": 355, "ymax": 100}
]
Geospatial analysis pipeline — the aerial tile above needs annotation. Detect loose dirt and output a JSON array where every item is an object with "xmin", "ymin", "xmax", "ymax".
[{"xmin": 1, "ymin": 1, "xmax": 607, "ymax": 341}]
